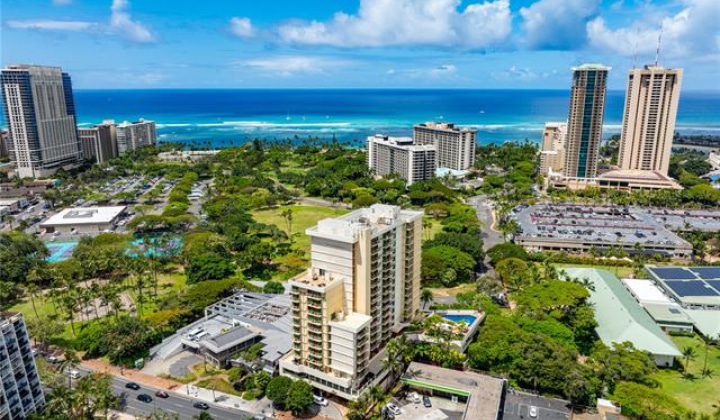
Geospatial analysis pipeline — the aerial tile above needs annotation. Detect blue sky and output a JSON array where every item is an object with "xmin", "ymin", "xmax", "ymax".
[{"xmin": 2, "ymin": 0, "xmax": 718, "ymax": 90}]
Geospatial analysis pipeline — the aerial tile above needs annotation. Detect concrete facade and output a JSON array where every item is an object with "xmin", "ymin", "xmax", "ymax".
[
  {"xmin": 618, "ymin": 66, "xmax": 683, "ymax": 176},
  {"xmin": 0, "ymin": 313, "xmax": 45, "ymax": 419},
  {"xmin": 280, "ymin": 204, "xmax": 423, "ymax": 399},
  {"xmin": 539, "ymin": 122, "xmax": 567, "ymax": 176},
  {"xmin": 1, "ymin": 65, "xmax": 82, "ymax": 178},
  {"xmin": 78, "ymin": 122, "xmax": 118, "ymax": 164},
  {"xmin": 413, "ymin": 122, "xmax": 476, "ymax": 171},
  {"xmin": 116, "ymin": 119, "xmax": 156, "ymax": 154},
  {"xmin": 366, "ymin": 135, "xmax": 436, "ymax": 185}
]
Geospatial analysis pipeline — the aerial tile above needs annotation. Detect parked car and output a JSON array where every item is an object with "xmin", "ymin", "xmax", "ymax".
[
  {"xmin": 423, "ymin": 395, "xmax": 432, "ymax": 408},
  {"xmin": 193, "ymin": 402, "xmax": 210, "ymax": 410},
  {"xmin": 529, "ymin": 406, "xmax": 538, "ymax": 418},
  {"xmin": 407, "ymin": 392, "xmax": 421, "ymax": 403},
  {"xmin": 386, "ymin": 403, "xmax": 401, "ymax": 416},
  {"xmin": 155, "ymin": 390, "xmax": 169, "ymax": 398},
  {"xmin": 313, "ymin": 395, "xmax": 329, "ymax": 407},
  {"xmin": 69, "ymin": 369, "xmax": 80, "ymax": 379},
  {"xmin": 137, "ymin": 394, "xmax": 153, "ymax": 403},
  {"xmin": 125, "ymin": 382, "xmax": 141, "ymax": 391}
]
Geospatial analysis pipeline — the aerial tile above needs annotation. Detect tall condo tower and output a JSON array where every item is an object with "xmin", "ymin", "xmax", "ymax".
[
  {"xmin": 618, "ymin": 66, "xmax": 683, "ymax": 176},
  {"xmin": 563, "ymin": 64, "xmax": 610, "ymax": 178},
  {"xmin": 366, "ymin": 135, "xmax": 436, "ymax": 185},
  {"xmin": 413, "ymin": 122, "xmax": 476, "ymax": 171},
  {"xmin": 0, "ymin": 313, "xmax": 45, "ymax": 418},
  {"xmin": 1, "ymin": 65, "xmax": 82, "ymax": 178},
  {"xmin": 279, "ymin": 204, "xmax": 423, "ymax": 400}
]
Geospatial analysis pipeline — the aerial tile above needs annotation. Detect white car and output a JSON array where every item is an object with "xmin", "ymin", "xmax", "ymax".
[
  {"xmin": 386, "ymin": 403, "xmax": 401, "ymax": 416},
  {"xmin": 407, "ymin": 392, "xmax": 421, "ymax": 403},
  {"xmin": 529, "ymin": 406, "xmax": 538, "ymax": 418},
  {"xmin": 313, "ymin": 395, "xmax": 329, "ymax": 407}
]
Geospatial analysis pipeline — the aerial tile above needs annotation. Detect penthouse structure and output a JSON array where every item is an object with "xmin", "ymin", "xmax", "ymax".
[
  {"xmin": 78, "ymin": 121, "xmax": 118, "ymax": 164},
  {"xmin": 414, "ymin": 122, "xmax": 476, "ymax": 171},
  {"xmin": 539, "ymin": 122, "xmax": 567, "ymax": 176},
  {"xmin": 279, "ymin": 204, "xmax": 423, "ymax": 399},
  {"xmin": 0, "ymin": 313, "xmax": 45, "ymax": 418},
  {"xmin": 563, "ymin": 64, "xmax": 610, "ymax": 179},
  {"xmin": 116, "ymin": 119, "xmax": 156, "ymax": 154},
  {"xmin": 511, "ymin": 203, "xmax": 692, "ymax": 258},
  {"xmin": 1, "ymin": 64, "xmax": 82, "ymax": 178},
  {"xmin": 618, "ymin": 66, "xmax": 683, "ymax": 176},
  {"xmin": 366, "ymin": 135, "xmax": 436, "ymax": 185}
]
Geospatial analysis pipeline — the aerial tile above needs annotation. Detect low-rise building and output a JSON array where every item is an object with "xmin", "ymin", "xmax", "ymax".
[
  {"xmin": 564, "ymin": 268, "xmax": 681, "ymax": 366},
  {"xmin": 622, "ymin": 279, "xmax": 694, "ymax": 333},
  {"xmin": 511, "ymin": 204, "xmax": 692, "ymax": 257},
  {"xmin": 366, "ymin": 135, "xmax": 436, "ymax": 185},
  {"xmin": 548, "ymin": 169, "xmax": 682, "ymax": 191},
  {"xmin": 157, "ymin": 150, "xmax": 219, "ymax": 162},
  {"xmin": 40, "ymin": 206, "xmax": 126, "ymax": 233},
  {"xmin": 401, "ymin": 362, "xmax": 504, "ymax": 420}
]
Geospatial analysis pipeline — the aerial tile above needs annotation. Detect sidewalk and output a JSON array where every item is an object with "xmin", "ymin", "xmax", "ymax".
[{"xmin": 82, "ymin": 359, "xmax": 182, "ymax": 390}]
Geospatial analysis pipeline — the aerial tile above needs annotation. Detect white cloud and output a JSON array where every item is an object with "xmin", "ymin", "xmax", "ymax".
[
  {"xmin": 6, "ymin": 20, "xmax": 94, "ymax": 31},
  {"xmin": 277, "ymin": 0, "xmax": 511, "ymax": 49},
  {"xmin": 587, "ymin": 0, "xmax": 720, "ymax": 59},
  {"xmin": 387, "ymin": 64, "xmax": 458, "ymax": 79},
  {"xmin": 492, "ymin": 66, "xmax": 557, "ymax": 81},
  {"xmin": 229, "ymin": 17, "xmax": 254, "ymax": 38},
  {"xmin": 240, "ymin": 56, "xmax": 352, "ymax": 77},
  {"xmin": 110, "ymin": 0, "xmax": 156, "ymax": 43},
  {"xmin": 520, "ymin": 0, "xmax": 600, "ymax": 49}
]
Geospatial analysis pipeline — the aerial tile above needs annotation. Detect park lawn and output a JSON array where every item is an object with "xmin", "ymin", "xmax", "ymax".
[
  {"xmin": 196, "ymin": 377, "xmax": 242, "ymax": 397},
  {"xmin": 552, "ymin": 263, "xmax": 634, "ymax": 279},
  {"xmin": 431, "ymin": 283, "xmax": 476, "ymax": 298},
  {"xmin": 9, "ymin": 296, "xmax": 57, "ymax": 321},
  {"xmin": 651, "ymin": 335, "xmax": 720, "ymax": 414},
  {"xmin": 157, "ymin": 269, "xmax": 186, "ymax": 293},
  {"xmin": 423, "ymin": 217, "xmax": 443, "ymax": 241},
  {"xmin": 253, "ymin": 205, "xmax": 350, "ymax": 255}
]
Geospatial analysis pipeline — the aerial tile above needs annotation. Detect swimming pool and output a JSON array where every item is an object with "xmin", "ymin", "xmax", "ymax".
[
  {"xmin": 45, "ymin": 241, "xmax": 79, "ymax": 263},
  {"xmin": 442, "ymin": 314, "xmax": 477, "ymax": 325}
]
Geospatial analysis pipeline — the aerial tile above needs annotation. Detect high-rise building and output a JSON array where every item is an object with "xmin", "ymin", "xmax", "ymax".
[
  {"xmin": 1, "ymin": 65, "xmax": 82, "ymax": 178},
  {"xmin": 366, "ymin": 135, "xmax": 436, "ymax": 185},
  {"xmin": 116, "ymin": 118, "xmax": 156, "ymax": 154},
  {"xmin": 279, "ymin": 204, "xmax": 423, "ymax": 399},
  {"xmin": 78, "ymin": 120, "xmax": 118, "ymax": 164},
  {"xmin": 0, "ymin": 313, "xmax": 45, "ymax": 418},
  {"xmin": 618, "ymin": 66, "xmax": 683, "ymax": 176},
  {"xmin": 0, "ymin": 130, "xmax": 9, "ymax": 159},
  {"xmin": 563, "ymin": 64, "xmax": 610, "ymax": 178},
  {"xmin": 539, "ymin": 122, "xmax": 567, "ymax": 176},
  {"xmin": 413, "ymin": 122, "xmax": 476, "ymax": 171}
]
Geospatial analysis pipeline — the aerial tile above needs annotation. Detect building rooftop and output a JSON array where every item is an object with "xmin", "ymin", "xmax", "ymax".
[
  {"xmin": 330, "ymin": 312, "xmax": 372, "ymax": 333},
  {"xmin": 622, "ymin": 279, "xmax": 673, "ymax": 305},
  {"xmin": 564, "ymin": 268, "xmax": 681, "ymax": 357},
  {"xmin": 572, "ymin": 63, "xmax": 611, "ymax": 71},
  {"xmin": 414, "ymin": 122, "xmax": 476, "ymax": 133},
  {"xmin": 683, "ymin": 309, "xmax": 720, "ymax": 341},
  {"xmin": 41, "ymin": 206, "xmax": 126, "ymax": 226},
  {"xmin": 367, "ymin": 135, "xmax": 436, "ymax": 152},
  {"xmin": 646, "ymin": 208, "xmax": 720, "ymax": 232},
  {"xmin": 307, "ymin": 204, "xmax": 423, "ymax": 242},
  {"xmin": 512, "ymin": 204, "xmax": 691, "ymax": 251},
  {"xmin": 403, "ymin": 362, "xmax": 504, "ymax": 420},
  {"xmin": 646, "ymin": 266, "xmax": 720, "ymax": 307},
  {"xmin": 643, "ymin": 303, "xmax": 694, "ymax": 325}
]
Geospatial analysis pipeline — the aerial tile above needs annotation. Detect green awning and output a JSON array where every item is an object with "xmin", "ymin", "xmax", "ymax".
[{"xmin": 400, "ymin": 378, "xmax": 471, "ymax": 397}]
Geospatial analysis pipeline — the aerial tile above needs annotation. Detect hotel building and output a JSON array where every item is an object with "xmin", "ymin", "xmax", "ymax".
[
  {"xmin": 539, "ymin": 122, "xmax": 567, "ymax": 176},
  {"xmin": 116, "ymin": 119, "xmax": 156, "ymax": 154},
  {"xmin": 1, "ymin": 65, "xmax": 82, "ymax": 178},
  {"xmin": 366, "ymin": 135, "xmax": 436, "ymax": 185},
  {"xmin": 563, "ymin": 64, "xmax": 610, "ymax": 179},
  {"xmin": 413, "ymin": 122, "xmax": 476, "ymax": 171},
  {"xmin": 618, "ymin": 66, "xmax": 683, "ymax": 176},
  {"xmin": 78, "ymin": 120, "xmax": 118, "ymax": 164},
  {"xmin": 279, "ymin": 204, "xmax": 423, "ymax": 399},
  {"xmin": 0, "ymin": 313, "xmax": 45, "ymax": 419}
]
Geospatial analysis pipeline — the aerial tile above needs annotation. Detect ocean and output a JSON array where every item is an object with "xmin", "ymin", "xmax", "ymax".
[{"xmin": 64, "ymin": 89, "xmax": 720, "ymax": 147}]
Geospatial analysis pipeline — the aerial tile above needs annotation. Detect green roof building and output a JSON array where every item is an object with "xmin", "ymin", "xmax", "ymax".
[{"xmin": 564, "ymin": 268, "xmax": 681, "ymax": 366}]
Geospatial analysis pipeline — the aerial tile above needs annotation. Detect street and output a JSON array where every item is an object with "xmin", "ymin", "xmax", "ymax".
[{"xmin": 77, "ymin": 368, "xmax": 268, "ymax": 420}]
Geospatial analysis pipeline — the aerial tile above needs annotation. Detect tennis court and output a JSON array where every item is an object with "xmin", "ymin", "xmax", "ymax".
[{"xmin": 45, "ymin": 242, "xmax": 79, "ymax": 263}]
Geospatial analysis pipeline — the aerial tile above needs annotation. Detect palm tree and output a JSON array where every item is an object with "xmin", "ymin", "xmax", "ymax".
[
  {"xmin": 281, "ymin": 208, "xmax": 294, "ymax": 243},
  {"xmin": 420, "ymin": 289, "xmax": 434, "ymax": 310},
  {"xmin": 24, "ymin": 280, "xmax": 41, "ymax": 320},
  {"xmin": 682, "ymin": 345, "xmax": 698, "ymax": 376}
]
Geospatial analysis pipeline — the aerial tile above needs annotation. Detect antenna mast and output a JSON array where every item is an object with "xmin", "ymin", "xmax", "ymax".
[{"xmin": 654, "ymin": 27, "xmax": 663, "ymax": 67}]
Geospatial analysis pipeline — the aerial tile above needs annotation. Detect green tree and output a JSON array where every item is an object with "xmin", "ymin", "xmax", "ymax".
[
  {"xmin": 682, "ymin": 345, "xmax": 698, "ymax": 376},
  {"xmin": 186, "ymin": 254, "xmax": 235, "ymax": 284},
  {"xmin": 486, "ymin": 243, "xmax": 528, "ymax": 265},
  {"xmin": 263, "ymin": 281, "xmax": 285, "ymax": 294},
  {"xmin": 420, "ymin": 288, "xmax": 434, "ymax": 310},
  {"xmin": 266, "ymin": 376, "xmax": 293, "ymax": 408},
  {"xmin": 421, "ymin": 246, "xmax": 475, "ymax": 284},
  {"xmin": 285, "ymin": 380, "xmax": 314, "ymax": 415},
  {"xmin": 613, "ymin": 381, "xmax": 686, "ymax": 420},
  {"xmin": 495, "ymin": 258, "xmax": 530, "ymax": 291}
]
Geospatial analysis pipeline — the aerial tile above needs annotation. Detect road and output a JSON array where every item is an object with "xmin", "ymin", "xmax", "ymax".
[
  {"xmin": 468, "ymin": 195, "xmax": 503, "ymax": 277},
  {"xmin": 76, "ymin": 368, "xmax": 267, "ymax": 420}
]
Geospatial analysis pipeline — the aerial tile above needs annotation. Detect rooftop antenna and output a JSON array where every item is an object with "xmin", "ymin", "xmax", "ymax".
[{"xmin": 654, "ymin": 26, "xmax": 663, "ymax": 67}]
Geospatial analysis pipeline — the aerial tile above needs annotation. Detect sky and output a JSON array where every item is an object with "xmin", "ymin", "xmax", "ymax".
[{"xmin": 1, "ymin": 0, "xmax": 719, "ymax": 90}]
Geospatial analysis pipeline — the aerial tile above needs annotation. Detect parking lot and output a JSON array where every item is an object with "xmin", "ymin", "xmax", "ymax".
[
  {"xmin": 388, "ymin": 391, "xmax": 464, "ymax": 420},
  {"xmin": 502, "ymin": 390, "xmax": 571, "ymax": 420}
]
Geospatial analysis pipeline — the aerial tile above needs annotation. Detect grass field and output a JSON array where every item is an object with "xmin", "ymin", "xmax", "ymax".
[
  {"xmin": 652, "ymin": 335, "xmax": 720, "ymax": 414},
  {"xmin": 253, "ymin": 204, "xmax": 350, "ymax": 254}
]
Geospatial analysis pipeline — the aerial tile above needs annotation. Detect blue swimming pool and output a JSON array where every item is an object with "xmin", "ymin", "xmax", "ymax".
[{"xmin": 442, "ymin": 314, "xmax": 477, "ymax": 325}]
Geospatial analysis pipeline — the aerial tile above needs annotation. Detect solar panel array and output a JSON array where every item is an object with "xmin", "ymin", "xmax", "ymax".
[{"xmin": 648, "ymin": 266, "xmax": 720, "ymax": 299}]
